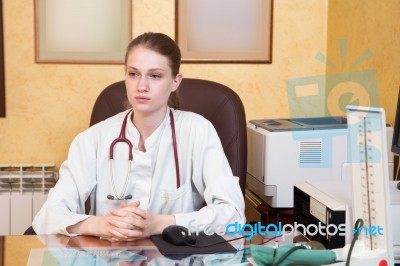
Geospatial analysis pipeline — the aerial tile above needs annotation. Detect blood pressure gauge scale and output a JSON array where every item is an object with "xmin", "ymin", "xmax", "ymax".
[{"xmin": 346, "ymin": 105, "xmax": 393, "ymax": 264}]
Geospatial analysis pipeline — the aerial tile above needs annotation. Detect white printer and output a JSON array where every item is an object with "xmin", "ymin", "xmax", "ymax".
[{"xmin": 246, "ymin": 116, "xmax": 394, "ymax": 208}]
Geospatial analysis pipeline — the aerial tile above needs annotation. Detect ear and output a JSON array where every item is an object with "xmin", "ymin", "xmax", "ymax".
[{"xmin": 171, "ymin": 74, "xmax": 183, "ymax": 92}]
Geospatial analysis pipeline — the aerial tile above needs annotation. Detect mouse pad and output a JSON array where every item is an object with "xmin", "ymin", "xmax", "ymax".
[{"xmin": 150, "ymin": 233, "xmax": 237, "ymax": 257}]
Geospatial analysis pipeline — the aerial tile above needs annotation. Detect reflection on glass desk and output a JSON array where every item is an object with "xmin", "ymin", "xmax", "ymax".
[
  {"xmin": 1, "ymin": 234, "xmax": 262, "ymax": 266},
  {"xmin": 4, "ymin": 233, "xmax": 398, "ymax": 265}
]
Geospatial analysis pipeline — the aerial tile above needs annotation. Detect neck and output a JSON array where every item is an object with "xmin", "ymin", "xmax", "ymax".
[{"xmin": 131, "ymin": 107, "xmax": 168, "ymax": 143}]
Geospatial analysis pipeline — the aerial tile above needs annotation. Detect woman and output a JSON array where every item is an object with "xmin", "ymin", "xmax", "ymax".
[{"xmin": 32, "ymin": 32, "xmax": 245, "ymax": 241}]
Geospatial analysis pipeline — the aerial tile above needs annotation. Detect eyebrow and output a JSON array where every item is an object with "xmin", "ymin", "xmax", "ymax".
[{"xmin": 127, "ymin": 66, "xmax": 166, "ymax": 72}]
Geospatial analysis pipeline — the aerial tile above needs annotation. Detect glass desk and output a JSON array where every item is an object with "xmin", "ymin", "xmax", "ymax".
[
  {"xmin": 0, "ymin": 234, "xmax": 254, "ymax": 266},
  {"xmin": 6, "ymin": 234, "xmax": 394, "ymax": 265}
]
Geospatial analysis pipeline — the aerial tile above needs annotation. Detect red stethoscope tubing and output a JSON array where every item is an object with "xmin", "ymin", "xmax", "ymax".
[
  {"xmin": 109, "ymin": 109, "xmax": 180, "ymax": 189},
  {"xmin": 110, "ymin": 111, "xmax": 133, "ymax": 160}
]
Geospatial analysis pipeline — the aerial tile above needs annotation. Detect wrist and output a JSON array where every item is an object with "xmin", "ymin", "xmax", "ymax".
[
  {"xmin": 67, "ymin": 216, "xmax": 110, "ymax": 237},
  {"xmin": 149, "ymin": 214, "xmax": 175, "ymax": 235}
]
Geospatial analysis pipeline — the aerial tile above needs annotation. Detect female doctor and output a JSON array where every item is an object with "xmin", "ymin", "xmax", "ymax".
[{"xmin": 32, "ymin": 32, "xmax": 245, "ymax": 241}]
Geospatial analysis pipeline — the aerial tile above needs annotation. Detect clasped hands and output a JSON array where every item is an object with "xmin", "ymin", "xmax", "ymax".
[
  {"xmin": 107, "ymin": 200, "xmax": 151, "ymax": 242},
  {"xmin": 68, "ymin": 200, "xmax": 175, "ymax": 241}
]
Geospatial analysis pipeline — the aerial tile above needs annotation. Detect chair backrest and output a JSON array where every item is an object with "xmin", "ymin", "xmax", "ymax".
[{"xmin": 90, "ymin": 78, "xmax": 247, "ymax": 193}]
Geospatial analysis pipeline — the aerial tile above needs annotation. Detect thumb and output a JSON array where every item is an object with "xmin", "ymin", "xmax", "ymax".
[{"xmin": 128, "ymin": 200, "xmax": 141, "ymax": 207}]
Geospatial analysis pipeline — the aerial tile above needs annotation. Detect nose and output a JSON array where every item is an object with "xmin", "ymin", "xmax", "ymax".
[{"xmin": 137, "ymin": 76, "xmax": 149, "ymax": 93}]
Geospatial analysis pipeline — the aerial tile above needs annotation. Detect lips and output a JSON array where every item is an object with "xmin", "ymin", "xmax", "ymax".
[{"xmin": 135, "ymin": 96, "xmax": 150, "ymax": 103}]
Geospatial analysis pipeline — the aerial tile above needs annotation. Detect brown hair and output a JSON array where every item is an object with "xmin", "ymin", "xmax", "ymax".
[{"xmin": 125, "ymin": 32, "xmax": 181, "ymax": 109}]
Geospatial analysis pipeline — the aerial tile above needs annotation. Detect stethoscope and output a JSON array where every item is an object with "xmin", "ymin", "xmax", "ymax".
[{"xmin": 107, "ymin": 109, "xmax": 180, "ymax": 200}]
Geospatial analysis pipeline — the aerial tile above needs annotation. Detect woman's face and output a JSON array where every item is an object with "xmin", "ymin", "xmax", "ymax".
[{"xmin": 125, "ymin": 46, "xmax": 181, "ymax": 117}]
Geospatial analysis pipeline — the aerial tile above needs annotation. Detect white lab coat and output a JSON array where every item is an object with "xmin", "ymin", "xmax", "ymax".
[{"xmin": 32, "ymin": 108, "xmax": 245, "ymax": 235}]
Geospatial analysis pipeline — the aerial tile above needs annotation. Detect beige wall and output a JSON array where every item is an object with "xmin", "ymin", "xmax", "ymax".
[
  {"xmin": 326, "ymin": 0, "xmax": 400, "ymax": 125},
  {"xmin": 1, "ymin": 0, "xmax": 329, "ymax": 167}
]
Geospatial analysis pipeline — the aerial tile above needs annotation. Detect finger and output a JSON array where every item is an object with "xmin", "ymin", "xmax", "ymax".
[
  {"xmin": 109, "ymin": 227, "xmax": 143, "ymax": 240},
  {"xmin": 109, "ymin": 219, "xmax": 134, "ymax": 230},
  {"xmin": 120, "ymin": 200, "xmax": 140, "ymax": 209},
  {"xmin": 111, "ymin": 206, "xmax": 147, "ymax": 220},
  {"xmin": 110, "ymin": 209, "xmax": 146, "ymax": 221},
  {"xmin": 112, "ymin": 200, "xmax": 141, "ymax": 216},
  {"xmin": 122, "ymin": 205, "xmax": 147, "ymax": 218},
  {"xmin": 109, "ymin": 228, "xmax": 128, "ymax": 240},
  {"xmin": 109, "ymin": 216, "xmax": 146, "ymax": 230},
  {"xmin": 128, "ymin": 201, "xmax": 140, "ymax": 207}
]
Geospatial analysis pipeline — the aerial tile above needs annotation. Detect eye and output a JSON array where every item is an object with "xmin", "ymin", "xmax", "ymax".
[
  {"xmin": 150, "ymin": 73, "xmax": 162, "ymax": 79},
  {"xmin": 128, "ymin": 71, "xmax": 139, "ymax": 77}
]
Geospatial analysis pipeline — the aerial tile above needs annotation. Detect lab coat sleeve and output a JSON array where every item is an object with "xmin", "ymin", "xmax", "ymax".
[
  {"xmin": 32, "ymin": 129, "xmax": 98, "ymax": 235},
  {"xmin": 174, "ymin": 119, "xmax": 245, "ymax": 232}
]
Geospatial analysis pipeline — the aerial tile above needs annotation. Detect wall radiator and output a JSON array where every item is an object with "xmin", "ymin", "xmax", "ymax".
[{"xmin": 0, "ymin": 164, "xmax": 57, "ymax": 235}]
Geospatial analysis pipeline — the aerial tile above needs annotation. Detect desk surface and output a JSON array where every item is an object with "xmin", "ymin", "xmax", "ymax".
[
  {"xmin": 5, "ymin": 234, "xmax": 397, "ymax": 265},
  {"xmin": 1, "ymin": 235, "xmax": 163, "ymax": 266},
  {"xmin": 0, "ymin": 234, "xmax": 256, "ymax": 266}
]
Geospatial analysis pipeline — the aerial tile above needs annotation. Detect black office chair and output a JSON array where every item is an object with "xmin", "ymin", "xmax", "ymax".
[{"xmin": 24, "ymin": 78, "xmax": 247, "ymax": 234}]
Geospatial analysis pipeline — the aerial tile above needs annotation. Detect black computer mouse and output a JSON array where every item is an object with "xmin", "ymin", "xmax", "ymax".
[
  {"xmin": 397, "ymin": 181, "xmax": 400, "ymax": 190},
  {"xmin": 162, "ymin": 225, "xmax": 197, "ymax": 246}
]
